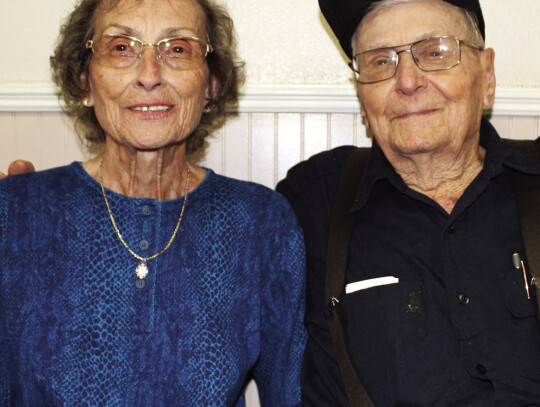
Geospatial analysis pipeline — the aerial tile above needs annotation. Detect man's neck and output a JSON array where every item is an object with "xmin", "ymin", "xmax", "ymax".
[{"xmin": 386, "ymin": 144, "xmax": 486, "ymax": 214}]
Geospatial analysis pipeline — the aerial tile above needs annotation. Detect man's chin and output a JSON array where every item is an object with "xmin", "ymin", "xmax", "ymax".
[{"xmin": 390, "ymin": 132, "xmax": 447, "ymax": 157}]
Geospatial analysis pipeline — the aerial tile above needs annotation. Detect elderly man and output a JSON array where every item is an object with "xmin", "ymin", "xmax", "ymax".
[{"xmin": 276, "ymin": 0, "xmax": 540, "ymax": 406}]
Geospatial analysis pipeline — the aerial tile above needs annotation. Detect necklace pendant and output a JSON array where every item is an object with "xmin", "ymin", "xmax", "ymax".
[{"xmin": 135, "ymin": 260, "xmax": 149, "ymax": 279}]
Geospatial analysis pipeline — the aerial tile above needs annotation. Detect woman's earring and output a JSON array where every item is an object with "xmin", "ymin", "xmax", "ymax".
[
  {"xmin": 204, "ymin": 103, "xmax": 213, "ymax": 113},
  {"xmin": 82, "ymin": 99, "xmax": 89, "ymax": 107}
]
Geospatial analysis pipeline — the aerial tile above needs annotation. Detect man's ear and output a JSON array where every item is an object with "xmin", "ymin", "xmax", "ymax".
[
  {"xmin": 355, "ymin": 80, "xmax": 370, "ymax": 129},
  {"xmin": 480, "ymin": 48, "xmax": 496, "ymax": 110},
  {"xmin": 358, "ymin": 98, "xmax": 370, "ymax": 129},
  {"xmin": 361, "ymin": 106, "xmax": 370, "ymax": 129}
]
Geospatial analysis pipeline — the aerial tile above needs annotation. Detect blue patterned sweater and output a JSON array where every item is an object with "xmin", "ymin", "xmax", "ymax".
[{"xmin": 0, "ymin": 163, "xmax": 306, "ymax": 407}]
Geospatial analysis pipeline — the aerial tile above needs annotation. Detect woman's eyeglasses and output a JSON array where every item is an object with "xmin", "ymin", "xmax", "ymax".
[{"xmin": 86, "ymin": 34, "xmax": 213, "ymax": 70}]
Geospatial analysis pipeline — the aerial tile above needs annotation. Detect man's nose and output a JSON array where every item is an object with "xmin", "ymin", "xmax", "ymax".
[{"xmin": 393, "ymin": 50, "xmax": 427, "ymax": 95}]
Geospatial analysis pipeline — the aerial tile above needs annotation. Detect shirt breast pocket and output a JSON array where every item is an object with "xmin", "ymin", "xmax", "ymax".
[
  {"xmin": 338, "ymin": 279, "xmax": 424, "ymax": 400},
  {"xmin": 498, "ymin": 266, "xmax": 537, "ymax": 319},
  {"xmin": 340, "ymin": 279, "xmax": 424, "ymax": 344},
  {"xmin": 341, "ymin": 283, "xmax": 400, "ymax": 346}
]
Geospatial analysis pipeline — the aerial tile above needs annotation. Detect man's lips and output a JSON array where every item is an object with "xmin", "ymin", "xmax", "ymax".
[{"xmin": 393, "ymin": 109, "xmax": 439, "ymax": 120}]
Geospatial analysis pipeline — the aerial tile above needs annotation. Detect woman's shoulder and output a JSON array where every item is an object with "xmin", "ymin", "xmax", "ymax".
[
  {"xmin": 0, "ymin": 162, "xmax": 88, "ymax": 200},
  {"xmin": 199, "ymin": 170, "xmax": 296, "ymax": 218},
  {"xmin": 203, "ymin": 169, "xmax": 282, "ymax": 201}
]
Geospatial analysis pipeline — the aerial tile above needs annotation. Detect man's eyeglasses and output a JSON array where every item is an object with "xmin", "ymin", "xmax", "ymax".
[
  {"xmin": 85, "ymin": 34, "xmax": 213, "ymax": 70},
  {"xmin": 349, "ymin": 36, "xmax": 483, "ymax": 83}
]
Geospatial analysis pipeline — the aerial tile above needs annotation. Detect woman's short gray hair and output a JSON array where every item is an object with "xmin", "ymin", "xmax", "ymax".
[{"xmin": 50, "ymin": 0, "xmax": 245, "ymax": 154}]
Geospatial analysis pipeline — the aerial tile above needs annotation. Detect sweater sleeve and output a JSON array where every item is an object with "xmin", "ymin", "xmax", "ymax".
[
  {"xmin": 253, "ymin": 193, "xmax": 306, "ymax": 407},
  {"xmin": 0, "ymin": 182, "xmax": 14, "ymax": 407}
]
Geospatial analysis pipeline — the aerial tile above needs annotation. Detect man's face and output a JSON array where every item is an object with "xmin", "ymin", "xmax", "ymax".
[{"xmin": 354, "ymin": 0, "xmax": 495, "ymax": 160}]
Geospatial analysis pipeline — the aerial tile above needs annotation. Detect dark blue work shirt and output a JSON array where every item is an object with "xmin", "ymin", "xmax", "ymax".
[{"xmin": 277, "ymin": 118, "xmax": 540, "ymax": 406}]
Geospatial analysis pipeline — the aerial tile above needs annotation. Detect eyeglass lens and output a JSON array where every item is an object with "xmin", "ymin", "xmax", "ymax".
[
  {"xmin": 353, "ymin": 37, "xmax": 461, "ymax": 83},
  {"xmin": 92, "ymin": 35, "xmax": 207, "ymax": 70}
]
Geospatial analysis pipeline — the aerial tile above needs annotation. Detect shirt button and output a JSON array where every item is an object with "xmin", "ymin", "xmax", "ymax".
[
  {"xmin": 476, "ymin": 364, "xmax": 487, "ymax": 375},
  {"xmin": 139, "ymin": 239, "xmax": 149, "ymax": 250},
  {"xmin": 135, "ymin": 279, "xmax": 146, "ymax": 289},
  {"xmin": 141, "ymin": 205, "xmax": 152, "ymax": 216},
  {"xmin": 446, "ymin": 225, "xmax": 455, "ymax": 234},
  {"xmin": 458, "ymin": 294, "xmax": 470, "ymax": 305}
]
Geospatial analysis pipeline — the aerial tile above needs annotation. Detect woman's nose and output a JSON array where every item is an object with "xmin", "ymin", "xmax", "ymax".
[{"xmin": 135, "ymin": 46, "xmax": 164, "ymax": 90}]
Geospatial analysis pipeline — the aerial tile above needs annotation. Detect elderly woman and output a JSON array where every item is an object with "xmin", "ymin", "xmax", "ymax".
[{"xmin": 0, "ymin": 0, "xmax": 305, "ymax": 405}]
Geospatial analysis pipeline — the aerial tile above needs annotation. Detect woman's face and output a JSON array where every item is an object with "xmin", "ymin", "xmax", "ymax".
[{"xmin": 85, "ymin": 0, "xmax": 215, "ymax": 151}]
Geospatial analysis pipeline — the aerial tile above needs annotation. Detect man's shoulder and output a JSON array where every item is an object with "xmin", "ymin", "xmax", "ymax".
[
  {"xmin": 503, "ymin": 138, "xmax": 540, "ymax": 160},
  {"xmin": 276, "ymin": 146, "xmax": 365, "ymax": 202},
  {"xmin": 500, "ymin": 138, "xmax": 540, "ymax": 175}
]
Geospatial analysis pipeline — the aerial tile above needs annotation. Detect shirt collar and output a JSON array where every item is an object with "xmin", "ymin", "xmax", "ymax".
[
  {"xmin": 481, "ymin": 117, "xmax": 540, "ymax": 176},
  {"xmin": 351, "ymin": 138, "xmax": 401, "ymax": 212},
  {"xmin": 351, "ymin": 117, "xmax": 540, "ymax": 213}
]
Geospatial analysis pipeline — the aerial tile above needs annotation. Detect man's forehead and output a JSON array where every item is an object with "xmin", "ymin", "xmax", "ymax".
[
  {"xmin": 319, "ymin": 0, "xmax": 485, "ymax": 59},
  {"xmin": 356, "ymin": 2, "xmax": 468, "ymax": 51}
]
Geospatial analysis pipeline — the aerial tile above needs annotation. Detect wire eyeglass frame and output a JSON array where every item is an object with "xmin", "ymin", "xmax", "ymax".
[{"xmin": 349, "ymin": 35, "xmax": 483, "ymax": 84}]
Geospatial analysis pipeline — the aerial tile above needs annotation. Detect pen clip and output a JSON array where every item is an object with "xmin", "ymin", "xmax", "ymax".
[
  {"xmin": 512, "ymin": 252, "xmax": 531, "ymax": 300},
  {"xmin": 512, "ymin": 252, "xmax": 522, "ymax": 269}
]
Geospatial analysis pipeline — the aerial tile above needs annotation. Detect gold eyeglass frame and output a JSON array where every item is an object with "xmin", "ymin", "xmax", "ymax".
[{"xmin": 85, "ymin": 34, "xmax": 213, "ymax": 69}]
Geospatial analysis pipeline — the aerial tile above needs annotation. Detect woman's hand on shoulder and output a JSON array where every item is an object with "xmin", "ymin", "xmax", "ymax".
[{"xmin": 0, "ymin": 160, "xmax": 35, "ymax": 179}]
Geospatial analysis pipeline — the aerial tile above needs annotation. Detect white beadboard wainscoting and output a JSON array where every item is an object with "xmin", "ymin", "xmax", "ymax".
[
  {"xmin": 1, "ymin": 84, "xmax": 540, "ymax": 189},
  {"xmin": 0, "ymin": 112, "xmax": 539, "ymax": 189},
  {"xmin": 0, "ymin": 84, "xmax": 540, "ymax": 406}
]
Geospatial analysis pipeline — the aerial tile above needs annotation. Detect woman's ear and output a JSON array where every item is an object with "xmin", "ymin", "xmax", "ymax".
[
  {"xmin": 205, "ymin": 74, "xmax": 220, "ymax": 105},
  {"xmin": 80, "ymin": 72, "xmax": 94, "ymax": 107}
]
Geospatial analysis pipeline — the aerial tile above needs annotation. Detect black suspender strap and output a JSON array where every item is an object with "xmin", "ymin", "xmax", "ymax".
[
  {"xmin": 509, "ymin": 140, "xmax": 540, "ymax": 322},
  {"xmin": 325, "ymin": 148, "xmax": 374, "ymax": 407}
]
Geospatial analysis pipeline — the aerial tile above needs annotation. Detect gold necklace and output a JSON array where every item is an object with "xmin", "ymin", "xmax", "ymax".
[{"xmin": 98, "ymin": 157, "xmax": 191, "ymax": 279}]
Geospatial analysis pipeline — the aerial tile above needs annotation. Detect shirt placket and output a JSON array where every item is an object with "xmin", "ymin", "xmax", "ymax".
[{"xmin": 442, "ymin": 215, "xmax": 491, "ymax": 380}]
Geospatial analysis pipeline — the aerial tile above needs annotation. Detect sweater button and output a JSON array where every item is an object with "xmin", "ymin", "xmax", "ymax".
[
  {"xmin": 141, "ymin": 205, "xmax": 152, "ymax": 216},
  {"xmin": 135, "ymin": 279, "xmax": 146, "ymax": 289}
]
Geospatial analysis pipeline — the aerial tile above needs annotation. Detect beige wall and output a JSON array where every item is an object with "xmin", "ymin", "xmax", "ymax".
[{"xmin": 1, "ymin": 0, "xmax": 540, "ymax": 86}]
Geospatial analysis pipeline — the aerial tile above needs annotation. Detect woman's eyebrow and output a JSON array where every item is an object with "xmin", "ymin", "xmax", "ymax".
[{"xmin": 101, "ymin": 23, "xmax": 200, "ymax": 38}]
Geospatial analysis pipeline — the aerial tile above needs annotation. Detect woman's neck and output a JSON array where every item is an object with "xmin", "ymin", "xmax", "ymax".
[{"xmin": 83, "ymin": 140, "xmax": 205, "ymax": 201}]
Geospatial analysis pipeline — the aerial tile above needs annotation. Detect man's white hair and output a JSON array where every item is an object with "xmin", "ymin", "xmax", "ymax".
[{"xmin": 351, "ymin": 0, "xmax": 484, "ymax": 55}]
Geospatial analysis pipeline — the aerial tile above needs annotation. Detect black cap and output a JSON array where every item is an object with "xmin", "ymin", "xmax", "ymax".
[{"xmin": 319, "ymin": 0, "xmax": 485, "ymax": 58}]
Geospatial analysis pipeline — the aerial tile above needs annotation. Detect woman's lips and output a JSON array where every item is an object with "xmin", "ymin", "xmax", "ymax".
[
  {"xmin": 128, "ymin": 105, "xmax": 173, "ymax": 112},
  {"xmin": 127, "ymin": 103, "xmax": 175, "ymax": 119}
]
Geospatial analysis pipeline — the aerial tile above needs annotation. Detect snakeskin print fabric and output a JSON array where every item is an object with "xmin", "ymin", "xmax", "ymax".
[{"xmin": 0, "ymin": 163, "xmax": 306, "ymax": 407}]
